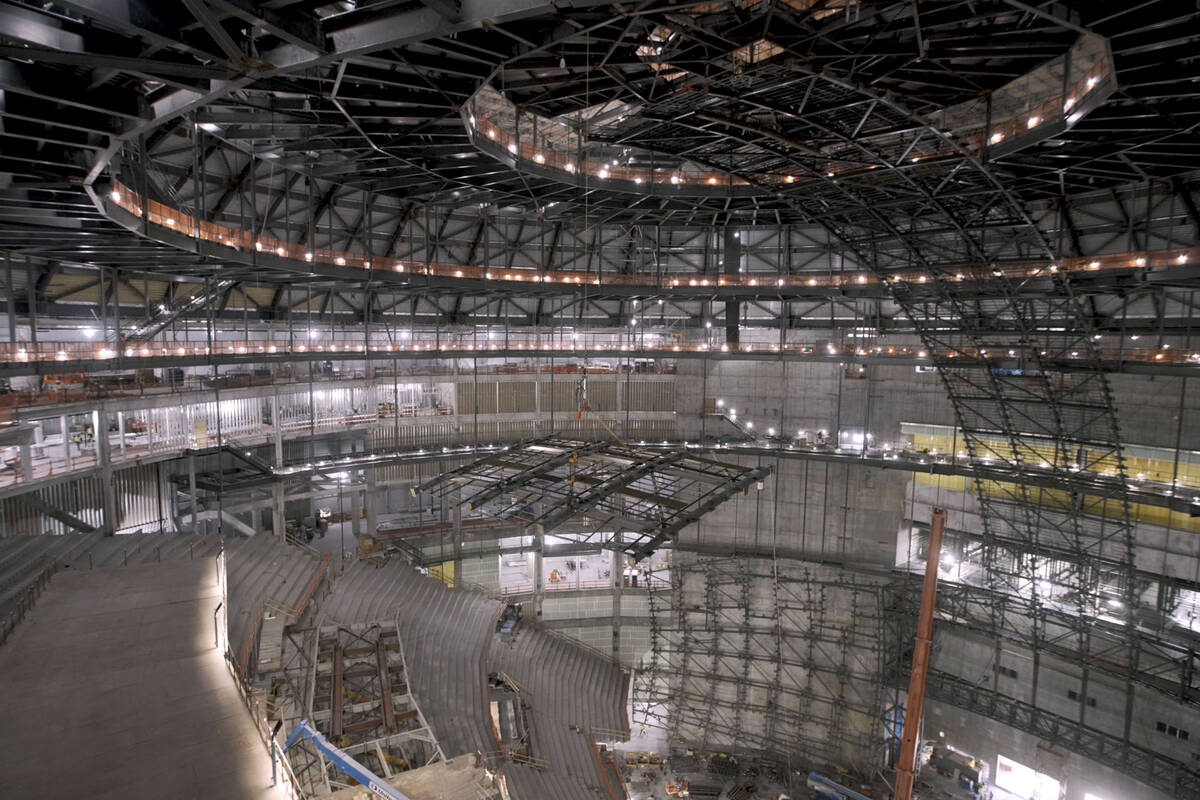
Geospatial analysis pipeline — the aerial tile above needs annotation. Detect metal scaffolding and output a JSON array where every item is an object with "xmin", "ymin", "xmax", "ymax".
[{"xmin": 633, "ymin": 555, "xmax": 890, "ymax": 779}]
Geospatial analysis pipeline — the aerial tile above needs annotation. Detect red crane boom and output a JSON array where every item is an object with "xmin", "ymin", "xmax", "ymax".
[{"xmin": 893, "ymin": 507, "xmax": 947, "ymax": 800}]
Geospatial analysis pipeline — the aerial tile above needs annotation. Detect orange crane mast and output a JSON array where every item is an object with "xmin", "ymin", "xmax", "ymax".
[{"xmin": 893, "ymin": 507, "xmax": 947, "ymax": 800}]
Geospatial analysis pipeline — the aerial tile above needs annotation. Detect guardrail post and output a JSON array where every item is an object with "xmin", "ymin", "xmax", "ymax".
[{"xmin": 213, "ymin": 601, "xmax": 223, "ymax": 649}]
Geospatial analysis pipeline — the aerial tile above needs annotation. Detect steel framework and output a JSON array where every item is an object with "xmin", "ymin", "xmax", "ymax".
[
  {"xmin": 415, "ymin": 436, "xmax": 771, "ymax": 559},
  {"xmin": 292, "ymin": 623, "xmax": 443, "ymax": 796}
]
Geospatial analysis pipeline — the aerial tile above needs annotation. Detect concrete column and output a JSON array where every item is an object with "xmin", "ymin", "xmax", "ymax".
[
  {"xmin": 59, "ymin": 415, "xmax": 70, "ymax": 469},
  {"xmin": 351, "ymin": 489, "xmax": 362, "ymax": 540},
  {"xmin": 251, "ymin": 504, "xmax": 262, "ymax": 535},
  {"xmin": 117, "ymin": 411, "xmax": 127, "ymax": 455},
  {"xmin": 18, "ymin": 442, "xmax": 32, "ymax": 481},
  {"xmin": 532, "ymin": 532, "xmax": 544, "ymax": 622},
  {"xmin": 94, "ymin": 411, "xmax": 109, "ymax": 466},
  {"xmin": 94, "ymin": 410, "xmax": 117, "ymax": 535},
  {"xmin": 272, "ymin": 394, "xmax": 283, "ymax": 467},
  {"xmin": 189, "ymin": 453, "xmax": 199, "ymax": 533},
  {"xmin": 272, "ymin": 481, "xmax": 285, "ymax": 540},
  {"xmin": 611, "ymin": 548, "xmax": 624, "ymax": 662},
  {"xmin": 365, "ymin": 468, "xmax": 378, "ymax": 539}
]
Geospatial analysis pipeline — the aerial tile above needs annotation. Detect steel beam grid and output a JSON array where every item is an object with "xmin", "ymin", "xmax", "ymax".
[
  {"xmin": 902, "ymin": 667, "xmax": 1200, "ymax": 800},
  {"xmin": 418, "ymin": 436, "xmax": 770, "ymax": 558},
  {"xmin": 300, "ymin": 625, "xmax": 434, "ymax": 795},
  {"xmin": 633, "ymin": 556, "xmax": 887, "ymax": 778}
]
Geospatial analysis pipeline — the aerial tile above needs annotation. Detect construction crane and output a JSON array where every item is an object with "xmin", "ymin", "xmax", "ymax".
[
  {"xmin": 283, "ymin": 720, "xmax": 412, "ymax": 800},
  {"xmin": 892, "ymin": 507, "xmax": 948, "ymax": 800}
]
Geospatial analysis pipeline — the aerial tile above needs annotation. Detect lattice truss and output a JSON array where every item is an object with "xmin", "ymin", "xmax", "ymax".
[
  {"xmin": 879, "ymin": 266, "xmax": 1200, "ymax": 777},
  {"xmin": 891, "ymin": 261, "xmax": 1138, "ymax": 563},
  {"xmin": 416, "ymin": 437, "xmax": 771, "ymax": 559},
  {"xmin": 288, "ymin": 623, "xmax": 443, "ymax": 796},
  {"xmin": 633, "ymin": 556, "xmax": 888, "ymax": 775}
]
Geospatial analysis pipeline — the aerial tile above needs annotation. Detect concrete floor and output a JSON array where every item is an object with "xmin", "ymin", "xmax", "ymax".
[
  {"xmin": 496, "ymin": 550, "xmax": 614, "ymax": 593},
  {"xmin": 316, "ymin": 755, "xmax": 500, "ymax": 800},
  {"xmin": 0, "ymin": 559, "xmax": 282, "ymax": 800}
]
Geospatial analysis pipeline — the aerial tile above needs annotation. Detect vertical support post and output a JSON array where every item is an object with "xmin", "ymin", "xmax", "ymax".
[
  {"xmin": 5, "ymin": 252, "xmax": 14, "ymax": 343},
  {"xmin": 272, "ymin": 394, "xmax": 283, "ymax": 467},
  {"xmin": 611, "ymin": 548, "xmax": 623, "ymax": 662},
  {"xmin": 59, "ymin": 415, "xmax": 70, "ymax": 469},
  {"xmin": 351, "ymin": 485, "xmax": 362, "ymax": 542},
  {"xmin": 27, "ymin": 262, "xmax": 38, "ymax": 346},
  {"xmin": 18, "ymin": 442, "xmax": 32, "ymax": 482},
  {"xmin": 723, "ymin": 227, "xmax": 740, "ymax": 346},
  {"xmin": 452, "ymin": 485, "xmax": 463, "ymax": 587},
  {"xmin": 532, "ymin": 531, "xmax": 544, "ymax": 622},
  {"xmin": 331, "ymin": 640, "xmax": 344, "ymax": 740},
  {"xmin": 376, "ymin": 639, "xmax": 395, "ymax": 733},
  {"xmin": 95, "ymin": 409, "xmax": 117, "ymax": 534},
  {"xmin": 117, "ymin": 411, "xmax": 127, "ymax": 455},
  {"xmin": 272, "ymin": 480, "xmax": 285, "ymax": 540},
  {"xmin": 893, "ymin": 507, "xmax": 946, "ymax": 800},
  {"xmin": 189, "ymin": 453, "xmax": 199, "ymax": 533},
  {"xmin": 365, "ymin": 468, "xmax": 378, "ymax": 542}
]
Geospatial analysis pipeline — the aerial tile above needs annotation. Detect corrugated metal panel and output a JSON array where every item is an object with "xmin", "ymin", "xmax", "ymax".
[
  {"xmin": 114, "ymin": 463, "xmax": 165, "ymax": 534},
  {"xmin": 1, "ymin": 475, "xmax": 105, "ymax": 536},
  {"xmin": 587, "ymin": 380, "xmax": 617, "ymax": 412},
  {"xmin": 458, "ymin": 380, "xmax": 501, "ymax": 414},
  {"xmin": 498, "ymin": 381, "xmax": 536, "ymax": 413},
  {"xmin": 624, "ymin": 380, "xmax": 674, "ymax": 411},
  {"xmin": 539, "ymin": 380, "xmax": 579, "ymax": 414}
]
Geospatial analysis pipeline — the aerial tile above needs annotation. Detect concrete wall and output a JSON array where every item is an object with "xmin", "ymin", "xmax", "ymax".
[
  {"xmin": 678, "ymin": 457, "xmax": 905, "ymax": 563},
  {"xmin": 673, "ymin": 358, "xmax": 954, "ymax": 443},
  {"xmin": 1108, "ymin": 373, "xmax": 1200, "ymax": 451},
  {"xmin": 931, "ymin": 625, "xmax": 1200, "ymax": 769},
  {"xmin": 923, "ymin": 698, "xmax": 1176, "ymax": 800},
  {"xmin": 671, "ymin": 358, "xmax": 953, "ymax": 563}
]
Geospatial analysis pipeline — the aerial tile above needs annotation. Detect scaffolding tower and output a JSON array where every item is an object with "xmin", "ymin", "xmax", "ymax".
[{"xmin": 633, "ymin": 555, "xmax": 889, "ymax": 780}]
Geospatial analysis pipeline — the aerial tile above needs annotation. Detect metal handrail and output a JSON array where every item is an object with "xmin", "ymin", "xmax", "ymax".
[
  {"xmin": 540, "ymin": 626, "xmax": 624, "ymax": 668},
  {"xmin": 591, "ymin": 727, "xmax": 631, "ymax": 743},
  {"xmin": 589, "ymin": 729, "xmax": 623, "ymax": 800},
  {"xmin": 0, "ymin": 559, "xmax": 59, "ymax": 647}
]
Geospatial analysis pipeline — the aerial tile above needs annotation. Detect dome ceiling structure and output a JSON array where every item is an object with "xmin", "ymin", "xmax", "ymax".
[{"xmin": 0, "ymin": 0, "xmax": 1196, "ymax": 283}]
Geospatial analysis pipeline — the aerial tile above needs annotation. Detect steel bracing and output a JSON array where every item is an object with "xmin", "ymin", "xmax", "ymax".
[
  {"xmin": 291, "ymin": 624, "xmax": 442, "ymax": 797},
  {"xmin": 1, "ymin": 2, "xmax": 1198, "ymax": 361}
]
